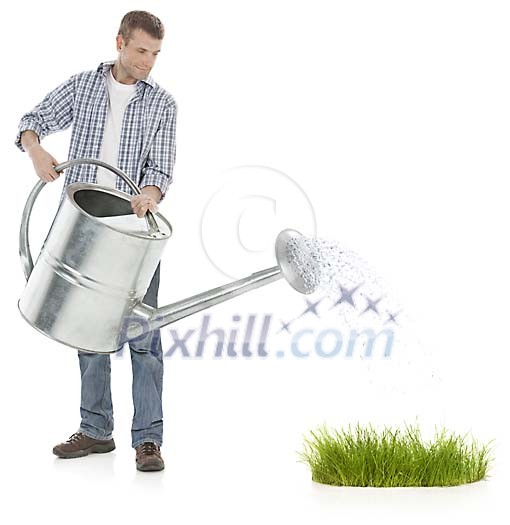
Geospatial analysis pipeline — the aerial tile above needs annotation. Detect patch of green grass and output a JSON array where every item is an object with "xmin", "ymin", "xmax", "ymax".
[{"xmin": 298, "ymin": 423, "xmax": 493, "ymax": 487}]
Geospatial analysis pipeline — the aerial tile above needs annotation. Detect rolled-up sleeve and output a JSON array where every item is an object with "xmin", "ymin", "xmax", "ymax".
[
  {"xmin": 139, "ymin": 102, "xmax": 177, "ymax": 199},
  {"xmin": 14, "ymin": 75, "xmax": 75, "ymax": 152}
]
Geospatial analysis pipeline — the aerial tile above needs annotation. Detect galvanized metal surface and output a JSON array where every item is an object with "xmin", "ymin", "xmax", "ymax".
[{"xmin": 18, "ymin": 159, "xmax": 311, "ymax": 353}]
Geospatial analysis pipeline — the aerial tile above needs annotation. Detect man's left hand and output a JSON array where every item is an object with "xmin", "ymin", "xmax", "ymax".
[{"xmin": 130, "ymin": 194, "xmax": 159, "ymax": 218}]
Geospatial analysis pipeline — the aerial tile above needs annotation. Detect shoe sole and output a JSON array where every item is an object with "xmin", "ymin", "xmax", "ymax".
[
  {"xmin": 53, "ymin": 441, "xmax": 116, "ymax": 459},
  {"xmin": 136, "ymin": 461, "xmax": 165, "ymax": 472}
]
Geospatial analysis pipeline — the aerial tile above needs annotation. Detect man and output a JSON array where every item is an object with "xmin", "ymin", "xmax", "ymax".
[{"xmin": 15, "ymin": 10, "xmax": 177, "ymax": 472}]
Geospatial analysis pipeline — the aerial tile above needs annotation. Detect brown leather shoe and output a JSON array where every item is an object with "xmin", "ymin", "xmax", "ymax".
[
  {"xmin": 53, "ymin": 431, "xmax": 115, "ymax": 459},
  {"xmin": 135, "ymin": 442, "xmax": 165, "ymax": 471}
]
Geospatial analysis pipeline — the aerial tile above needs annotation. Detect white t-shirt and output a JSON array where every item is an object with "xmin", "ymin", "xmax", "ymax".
[{"xmin": 96, "ymin": 67, "xmax": 137, "ymax": 188}]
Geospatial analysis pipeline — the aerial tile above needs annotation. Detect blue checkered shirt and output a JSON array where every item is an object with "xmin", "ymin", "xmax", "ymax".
[{"xmin": 15, "ymin": 61, "xmax": 177, "ymax": 198}]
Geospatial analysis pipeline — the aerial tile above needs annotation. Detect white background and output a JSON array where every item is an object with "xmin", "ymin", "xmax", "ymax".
[{"xmin": 1, "ymin": 0, "xmax": 509, "ymax": 523}]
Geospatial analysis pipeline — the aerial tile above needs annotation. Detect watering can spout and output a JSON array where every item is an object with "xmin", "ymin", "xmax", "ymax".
[
  {"xmin": 125, "ymin": 229, "xmax": 315, "ymax": 340},
  {"xmin": 128, "ymin": 267, "xmax": 282, "ymax": 338}
]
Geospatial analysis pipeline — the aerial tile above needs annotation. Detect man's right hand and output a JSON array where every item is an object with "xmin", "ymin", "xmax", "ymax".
[
  {"xmin": 21, "ymin": 131, "xmax": 61, "ymax": 183},
  {"xmin": 27, "ymin": 144, "xmax": 61, "ymax": 183}
]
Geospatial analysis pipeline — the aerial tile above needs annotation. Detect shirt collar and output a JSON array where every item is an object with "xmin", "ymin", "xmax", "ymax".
[{"xmin": 97, "ymin": 60, "xmax": 155, "ymax": 89}]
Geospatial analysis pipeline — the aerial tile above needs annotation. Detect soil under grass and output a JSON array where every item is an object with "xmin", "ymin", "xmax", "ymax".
[{"xmin": 299, "ymin": 423, "xmax": 493, "ymax": 487}]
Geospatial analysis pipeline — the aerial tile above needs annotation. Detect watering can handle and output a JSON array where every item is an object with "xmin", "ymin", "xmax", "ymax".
[{"xmin": 19, "ymin": 158, "xmax": 160, "ymax": 281}]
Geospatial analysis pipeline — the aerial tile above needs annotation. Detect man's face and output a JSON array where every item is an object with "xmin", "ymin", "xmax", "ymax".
[{"xmin": 116, "ymin": 29, "xmax": 162, "ymax": 82}]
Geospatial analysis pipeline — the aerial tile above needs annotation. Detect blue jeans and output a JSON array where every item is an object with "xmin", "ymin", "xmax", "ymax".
[{"xmin": 77, "ymin": 264, "xmax": 163, "ymax": 448}]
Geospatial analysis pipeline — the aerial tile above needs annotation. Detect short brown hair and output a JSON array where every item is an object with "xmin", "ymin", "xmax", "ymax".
[{"xmin": 118, "ymin": 10, "xmax": 164, "ymax": 43}]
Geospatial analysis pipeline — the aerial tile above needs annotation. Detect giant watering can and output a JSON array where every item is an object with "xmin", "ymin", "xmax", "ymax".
[{"xmin": 19, "ymin": 158, "xmax": 317, "ymax": 354}]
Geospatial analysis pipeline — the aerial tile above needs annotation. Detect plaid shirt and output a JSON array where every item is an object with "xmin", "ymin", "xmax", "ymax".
[{"xmin": 15, "ymin": 61, "xmax": 177, "ymax": 198}]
